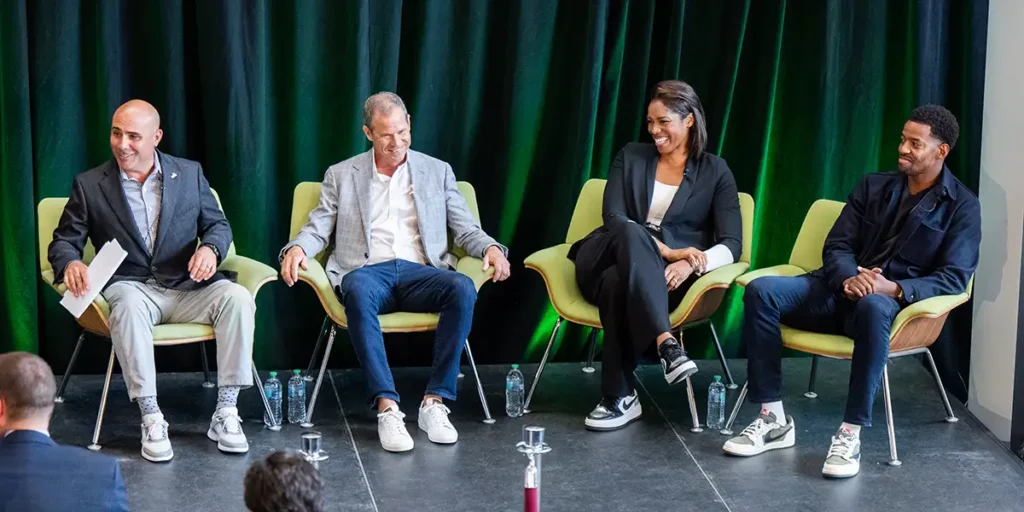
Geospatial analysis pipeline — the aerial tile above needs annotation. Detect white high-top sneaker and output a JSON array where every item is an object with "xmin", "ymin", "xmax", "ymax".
[{"xmin": 140, "ymin": 412, "xmax": 173, "ymax": 462}]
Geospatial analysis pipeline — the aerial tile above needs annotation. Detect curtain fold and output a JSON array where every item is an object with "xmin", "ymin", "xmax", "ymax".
[{"xmin": 0, "ymin": 0, "xmax": 987, "ymax": 400}]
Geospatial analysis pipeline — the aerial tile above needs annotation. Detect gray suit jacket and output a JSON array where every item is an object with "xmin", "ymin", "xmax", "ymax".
[{"xmin": 283, "ymin": 149, "xmax": 506, "ymax": 290}]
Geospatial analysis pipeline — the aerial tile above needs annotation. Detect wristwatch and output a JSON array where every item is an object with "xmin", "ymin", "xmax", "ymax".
[{"xmin": 201, "ymin": 242, "xmax": 220, "ymax": 260}]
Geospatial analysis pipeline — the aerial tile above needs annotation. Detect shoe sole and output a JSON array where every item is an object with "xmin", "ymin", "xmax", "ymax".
[
  {"xmin": 822, "ymin": 461, "xmax": 860, "ymax": 478},
  {"xmin": 665, "ymin": 359, "xmax": 698, "ymax": 386},
  {"xmin": 207, "ymin": 428, "xmax": 249, "ymax": 453},
  {"xmin": 381, "ymin": 440, "xmax": 415, "ymax": 453},
  {"xmin": 141, "ymin": 448, "xmax": 173, "ymax": 462},
  {"xmin": 723, "ymin": 428, "xmax": 796, "ymax": 456},
  {"xmin": 418, "ymin": 422, "xmax": 458, "ymax": 444},
  {"xmin": 585, "ymin": 405, "xmax": 643, "ymax": 432}
]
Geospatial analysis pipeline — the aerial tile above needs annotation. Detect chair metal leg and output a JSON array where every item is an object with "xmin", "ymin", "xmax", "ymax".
[
  {"xmin": 55, "ymin": 332, "xmax": 87, "ymax": 403},
  {"xmin": 924, "ymin": 349, "xmax": 958, "ymax": 423},
  {"xmin": 523, "ymin": 317, "xmax": 563, "ymax": 414},
  {"xmin": 685, "ymin": 375, "xmax": 703, "ymax": 433},
  {"xmin": 804, "ymin": 356, "xmax": 819, "ymax": 398},
  {"xmin": 464, "ymin": 340, "xmax": 495, "ymax": 424},
  {"xmin": 883, "ymin": 364, "xmax": 901, "ymax": 466},
  {"xmin": 721, "ymin": 380, "xmax": 748, "ymax": 435},
  {"xmin": 708, "ymin": 321, "xmax": 737, "ymax": 389},
  {"xmin": 88, "ymin": 348, "xmax": 117, "ymax": 451},
  {"xmin": 304, "ymin": 316, "xmax": 330, "ymax": 382},
  {"xmin": 252, "ymin": 362, "xmax": 281, "ymax": 430},
  {"xmin": 582, "ymin": 328, "xmax": 598, "ymax": 374},
  {"xmin": 200, "ymin": 341, "xmax": 215, "ymax": 389},
  {"xmin": 302, "ymin": 324, "xmax": 337, "ymax": 428}
]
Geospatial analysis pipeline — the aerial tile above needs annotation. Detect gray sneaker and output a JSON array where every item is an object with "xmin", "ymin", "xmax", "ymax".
[
  {"xmin": 207, "ymin": 407, "xmax": 249, "ymax": 454},
  {"xmin": 822, "ymin": 428, "xmax": 861, "ymax": 478},
  {"xmin": 722, "ymin": 410, "xmax": 795, "ymax": 456},
  {"xmin": 140, "ymin": 412, "xmax": 174, "ymax": 462}
]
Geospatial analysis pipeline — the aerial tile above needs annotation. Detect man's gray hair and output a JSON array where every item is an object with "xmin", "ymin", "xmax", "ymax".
[
  {"xmin": 0, "ymin": 352, "xmax": 56, "ymax": 422},
  {"xmin": 362, "ymin": 92, "xmax": 408, "ymax": 131}
]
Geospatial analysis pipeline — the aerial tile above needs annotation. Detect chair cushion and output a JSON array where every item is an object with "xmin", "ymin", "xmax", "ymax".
[
  {"xmin": 735, "ymin": 265, "xmax": 807, "ymax": 287},
  {"xmin": 780, "ymin": 326, "xmax": 855, "ymax": 358}
]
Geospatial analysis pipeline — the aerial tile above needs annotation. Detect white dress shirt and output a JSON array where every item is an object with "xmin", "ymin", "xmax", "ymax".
[
  {"xmin": 647, "ymin": 179, "xmax": 734, "ymax": 275},
  {"xmin": 367, "ymin": 157, "xmax": 430, "ymax": 266}
]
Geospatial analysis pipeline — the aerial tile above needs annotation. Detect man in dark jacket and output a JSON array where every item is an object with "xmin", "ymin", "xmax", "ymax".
[
  {"xmin": 723, "ymin": 105, "xmax": 981, "ymax": 478},
  {"xmin": 48, "ymin": 100, "xmax": 255, "ymax": 462},
  {"xmin": 0, "ymin": 352, "xmax": 128, "ymax": 511}
]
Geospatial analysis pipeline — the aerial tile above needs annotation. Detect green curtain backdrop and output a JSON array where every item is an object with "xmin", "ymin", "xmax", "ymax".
[{"xmin": 0, "ymin": 0, "xmax": 987, "ymax": 400}]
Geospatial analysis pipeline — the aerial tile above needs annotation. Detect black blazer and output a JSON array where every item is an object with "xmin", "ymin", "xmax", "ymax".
[
  {"xmin": 48, "ymin": 150, "xmax": 234, "ymax": 292},
  {"xmin": 0, "ymin": 430, "xmax": 128, "ymax": 512},
  {"xmin": 811, "ymin": 167, "xmax": 981, "ymax": 304},
  {"xmin": 570, "ymin": 142, "xmax": 743, "ymax": 260}
]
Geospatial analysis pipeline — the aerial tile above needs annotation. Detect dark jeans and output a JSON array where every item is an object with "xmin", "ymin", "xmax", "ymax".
[
  {"xmin": 574, "ymin": 221, "xmax": 691, "ymax": 398},
  {"xmin": 336, "ymin": 260, "xmax": 477, "ymax": 408},
  {"xmin": 742, "ymin": 274, "xmax": 902, "ymax": 427}
]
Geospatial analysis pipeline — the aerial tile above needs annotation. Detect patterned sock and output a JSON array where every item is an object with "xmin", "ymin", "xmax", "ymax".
[
  {"xmin": 216, "ymin": 386, "xmax": 241, "ymax": 411},
  {"xmin": 839, "ymin": 422, "xmax": 862, "ymax": 438},
  {"xmin": 137, "ymin": 396, "xmax": 160, "ymax": 416}
]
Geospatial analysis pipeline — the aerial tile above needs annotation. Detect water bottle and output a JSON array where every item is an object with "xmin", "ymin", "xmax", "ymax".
[
  {"xmin": 706, "ymin": 375, "xmax": 726, "ymax": 430},
  {"xmin": 506, "ymin": 364, "xmax": 525, "ymax": 417},
  {"xmin": 263, "ymin": 372, "xmax": 283, "ymax": 429},
  {"xmin": 288, "ymin": 369, "xmax": 307, "ymax": 424}
]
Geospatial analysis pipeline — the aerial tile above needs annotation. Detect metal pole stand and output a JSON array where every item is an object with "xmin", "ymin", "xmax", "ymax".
[{"xmin": 517, "ymin": 425, "xmax": 551, "ymax": 512}]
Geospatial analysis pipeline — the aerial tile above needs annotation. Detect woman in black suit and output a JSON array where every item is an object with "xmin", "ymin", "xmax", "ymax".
[{"xmin": 569, "ymin": 80, "xmax": 743, "ymax": 431}]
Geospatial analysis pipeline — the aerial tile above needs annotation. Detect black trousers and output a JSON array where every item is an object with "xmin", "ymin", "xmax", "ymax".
[{"xmin": 574, "ymin": 221, "xmax": 692, "ymax": 397}]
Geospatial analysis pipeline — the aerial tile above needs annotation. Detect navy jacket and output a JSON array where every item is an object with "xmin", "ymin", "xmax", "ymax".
[
  {"xmin": 814, "ymin": 166, "xmax": 981, "ymax": 304},
  {"xmin": 0, "ymin": 430, "xmax": 128, "ymax": 511},
  {"xmin": 570, "ymin": 142, "xmax": 743, "ymax": 260},
  {"xmin": 47, "ymin": 150, "xmax": 233, "ymax": 292}
]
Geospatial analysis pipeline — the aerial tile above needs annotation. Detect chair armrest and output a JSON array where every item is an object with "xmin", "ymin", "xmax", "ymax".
[
  {"xmin": 220, "ymin": 255, "xmax": 278, "ymax": 297},
  {"xmin": 694, "ymin": 262, "xmax": 750, "ymax": 288},
  {"xmin": 670, "ymin": 262, "xmax": 749, "ymax": 325},
  {"xmin": 296, "ymin": 258, "xmax": 346, "ymax": 323},
  {"xmin": 455, "ymin": 256, "xmax": 495, "ymax": 291},
  {"xmin": 41, "ymin": 269, "xmax": 111, "ymax": 318},
  {"xmin": 890, "ymin": 290, "xmax": 971, "ymax": 336},
  {"xmin": 735, "ymin": 264, "xmax": 807, "ymax": 287},
  {"xmin": 523, "ymin": 244, "xmax": 582, "ymax": 301}
]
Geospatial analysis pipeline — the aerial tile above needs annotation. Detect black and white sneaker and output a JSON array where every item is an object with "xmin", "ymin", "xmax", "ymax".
[
  {"xmin": 722, "ymin": 410, "xmax": 795, "ymax": 456},
  {"xmin": 822, "ymin": 428, "xmax": 861, "ymax": 478},
  {"xmin": 584, "ymin": 391, "xmax": 642, "ymax": 431},
  {"xmin": 658, "ymin": 338, "xmax": 697, "ymax": 385}
]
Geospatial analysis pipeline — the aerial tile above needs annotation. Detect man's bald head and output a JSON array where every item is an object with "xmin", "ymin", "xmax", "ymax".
[
  {"xmin": 110, "ymin": 99, "xmax": 163, "ymax": 175},
  {"xmin": 0, "ymin": 352, "xmax": 57, "ymax": 428}
]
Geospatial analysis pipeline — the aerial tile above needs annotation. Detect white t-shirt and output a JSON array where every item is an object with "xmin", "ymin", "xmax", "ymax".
[
  {"xmin": 367, "ymin": 158, "xmax": 430, "ymax": 266},
  {"xmin": 646, "ymin": 181, "xmax": 679, "ymax": 226}
]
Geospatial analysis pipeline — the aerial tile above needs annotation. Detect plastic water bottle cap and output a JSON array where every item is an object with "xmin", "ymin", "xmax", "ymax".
[
  {"xmin": 269, "ymin": 371, "xmax": 277, "ymax": 377},
  {"xmin": 713, "ymin": 375, "xmax": 722, "ymax": 381},
  {"xmin": 511, "ymin": 364, "xmax": 519, "ymax": 370},
  {"xmin": 293, "ymin": 369, "xmax": 301, "ymax": 375}
]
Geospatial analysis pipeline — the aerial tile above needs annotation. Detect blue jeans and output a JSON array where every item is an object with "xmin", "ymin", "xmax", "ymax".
[
  {"xmin": 337, "ymin": 260, "xmax": 477, "ymax": 408},
  {"xmin": 742, "ymin": 274, "xmax": 902, "ymax": 427}
]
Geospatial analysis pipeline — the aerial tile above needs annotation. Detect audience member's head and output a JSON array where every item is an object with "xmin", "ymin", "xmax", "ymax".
[
  {"xmin": 0, "ymin": 352, "xmax": 57, "ymax": 434},
  {"xmin": 244, "ymin": 450, "xmax": 325, "ymax": 512}
]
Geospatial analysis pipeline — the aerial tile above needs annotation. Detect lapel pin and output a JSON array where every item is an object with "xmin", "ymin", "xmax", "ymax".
[{"xmin": 171, "ymin": 172, "xmax": 178, "ymax": 179}]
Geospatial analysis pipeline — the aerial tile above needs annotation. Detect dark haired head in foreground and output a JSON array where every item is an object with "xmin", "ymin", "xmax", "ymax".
[{"xmin": 244, "ymin": 451, "xmax": 325, "ymax": 512}]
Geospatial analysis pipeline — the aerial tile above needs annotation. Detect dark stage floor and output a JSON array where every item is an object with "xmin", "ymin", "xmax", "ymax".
[{"xmin": 48, "ymin": 358, "xmax": 1024, "ymax": 511}]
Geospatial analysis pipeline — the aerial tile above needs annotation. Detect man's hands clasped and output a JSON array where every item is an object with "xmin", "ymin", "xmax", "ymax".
[{"xmin": 842, "ymin": 266, "xmax": 901, "ymax": 301}]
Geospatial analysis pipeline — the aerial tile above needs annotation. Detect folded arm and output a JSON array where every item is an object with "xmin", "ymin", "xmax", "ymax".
[
  {"xmin": 280, "ymin": 167, "xmax": 340, "ymax": 261},
  {"xmin": 48, "ymin": 176, "xmax": 90, "ymax": 285},
  {"xmin": 894, "ymin": 199, "xmax": 981, "ymax": 303},
  {"xmin": 444, "ymin": 163, "xmax": 507, "ymax": 257},
  {"xmin": 822, "ymin": 179, "xmax": 869, "ymax": 291},
  {"xmin": 196, "ymin": 166, "xmax": 232, "ymax": 263}
]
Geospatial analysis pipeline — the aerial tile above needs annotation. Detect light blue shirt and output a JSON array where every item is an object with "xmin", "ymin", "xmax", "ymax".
[{"xmin": 119, "ymin": 153, "xmax": 163, "ymax": 255}]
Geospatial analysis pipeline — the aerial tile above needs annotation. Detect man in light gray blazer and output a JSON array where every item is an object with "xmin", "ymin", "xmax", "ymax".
[{"xmin": 280, "ymin": 92, "xmax": 510, "ymax": 453}]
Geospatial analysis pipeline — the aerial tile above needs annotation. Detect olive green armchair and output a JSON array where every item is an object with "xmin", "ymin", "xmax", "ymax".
[
  {"xmin": 522, "ymin": 178, "xmax": 755, "ymax": 432},
  {"xmin": 290, "ymin": 181, "xmax": 497, "ymax": 426},
  {"xmin": 38, "ymin": 189, "xmax": 279, "ymax": 450},
  {"xmin": 724, "ymin": 199, "xmax": 970, "ymax": 466}
]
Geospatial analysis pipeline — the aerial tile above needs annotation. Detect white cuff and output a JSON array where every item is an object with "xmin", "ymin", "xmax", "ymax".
[{"xmin": 701, "ymin": 244, "xmax": 735, "ymax": 274}]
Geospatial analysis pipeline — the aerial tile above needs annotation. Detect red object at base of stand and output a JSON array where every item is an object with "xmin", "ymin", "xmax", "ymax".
[{"xmin": 524, "ymin": 488, "xmax": 539, "ymax": 512}]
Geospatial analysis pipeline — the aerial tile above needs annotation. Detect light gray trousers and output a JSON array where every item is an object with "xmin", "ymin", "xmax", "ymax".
[{"xmin": 103, "ymin": 279, "xmax": 255, "ymax": 400}]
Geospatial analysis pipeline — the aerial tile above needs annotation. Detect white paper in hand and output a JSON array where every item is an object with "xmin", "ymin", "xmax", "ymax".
[{"xmin": 59, "ymin": 239, "xmax": 128, "ymax": 318}]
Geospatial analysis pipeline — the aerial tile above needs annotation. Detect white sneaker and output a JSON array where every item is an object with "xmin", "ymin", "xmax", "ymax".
[
  {"xmin": 722, "ymin": 410, "xmax": 795, "ymax": 457},
  {"xmin": 140, "ymin": 413, "xmax": 173, "ymax": 462},
  {"xmin": 378, "ymin": 406, "xmax": 414, "ymax": 452},
  {"xmin": 207, "ymin": 407, "xmax": 249, "ymax": 453},
  {"xmin": 822, "ymin": 428, "xmax": 861, "ymax": 478},
  {"xmin": 418, "ymin": 399, "xmax": 458, "ymax": 444}
]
